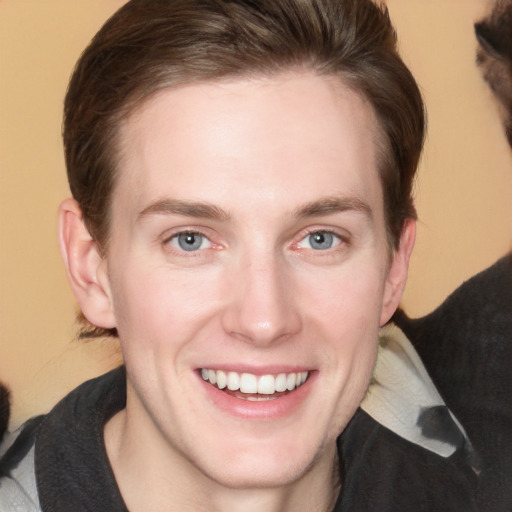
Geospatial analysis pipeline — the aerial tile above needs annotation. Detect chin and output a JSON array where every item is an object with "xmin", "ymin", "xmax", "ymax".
[
  {"xmin": 203, "ymin": 458, "xmax": 310, "ymax": 490},
  {"xmin": 191, "ymin": 434, "xmax": 329, "ymax": 491}
]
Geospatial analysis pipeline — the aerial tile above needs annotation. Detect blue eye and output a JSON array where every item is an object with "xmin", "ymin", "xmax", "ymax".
[
  {"xmin": 298, "ymin": 231, "xmax": 341, "ymax": 250},
  {"xmin": 170, "ymin": 232, "xmax": 211, "ymax": 251}
]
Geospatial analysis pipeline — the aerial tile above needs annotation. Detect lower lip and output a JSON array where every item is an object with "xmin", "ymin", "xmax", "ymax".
[{"xmin": 198, "ymin": 372, "xmax": 315, "ymax": 420}]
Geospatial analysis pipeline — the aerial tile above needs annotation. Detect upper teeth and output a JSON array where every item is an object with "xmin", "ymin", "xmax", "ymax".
[{"xmin": 201, "ymin": 369, "xmax": 309, "ymax": 394}]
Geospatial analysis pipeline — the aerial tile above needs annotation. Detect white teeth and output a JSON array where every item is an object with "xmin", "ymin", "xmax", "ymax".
[
  {"xmin": 216, "ymin": 370, "xmax": 227, "ymax": 390},
  {"xmin": 275, "ymin": 373, "xmax": 288, "ymax": 392},
  {"xmin": 227, "ymin": 371, "xmax": 240, "ymax": 391},
  {"xmin": 201, "ymin": 369, "xmax": 309, "ymax": 395},
  {"xmin": 257, "ymin": 374, "xmax": 275, "ymax": 395},
  {"xmin": 287, "ymin": 373, "xmax": 297, "ymax": 391},
  {"xmin": 240, "ymin": 373, "xmax": 258, "ymax": 393}
]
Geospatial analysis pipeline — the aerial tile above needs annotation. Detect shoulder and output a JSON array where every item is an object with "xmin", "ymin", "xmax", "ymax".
[
  {"xmin": 340, "ymin": 324, "xmax": 480, "ymax": 511},
  {"xmin": 0, "ymin": 416, "xmax": 45, "ymax": 512},
  {"xmin": 394, "ymin": 254, "xmax": 512, "ymax": 510},
  {"xmin": 337, "ymin": 408, "xmax": 479, "ymax": 512}
]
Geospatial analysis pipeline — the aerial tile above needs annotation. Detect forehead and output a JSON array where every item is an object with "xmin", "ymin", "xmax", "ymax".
[{"xmin": 114, "ymin": 71, "xmax": 383, "ymax": 220}]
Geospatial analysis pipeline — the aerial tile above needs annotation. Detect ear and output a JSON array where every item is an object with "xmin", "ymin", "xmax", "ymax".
[
  {"xmin": 58, "ymin": 198, "xmax": 116, "ymax": 329},
  {"xmin": 380, "ymin": 219, "xmax": 416, "ymax": 326}
]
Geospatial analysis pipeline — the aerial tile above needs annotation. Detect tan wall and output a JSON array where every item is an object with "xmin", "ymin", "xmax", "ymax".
[
  {"xmin": 1, "ymin": 0, "xmax": 511, "ymax": 428},
  {"xmin": 386, "ymin": 0, "xmax": 512, "ymax": 312}
]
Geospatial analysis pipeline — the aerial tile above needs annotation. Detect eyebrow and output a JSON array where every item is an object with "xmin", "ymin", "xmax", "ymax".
[
  {"xmin": 137, "ymin": 199, "xmax": 231, "ymax": 222},
  {"xmin": 293, "ymin": 196, "xmax": 373, "ymax": 219},
  {"xmin": 137, "ymin": 195, "xmax": 372, "ymax": 223}
]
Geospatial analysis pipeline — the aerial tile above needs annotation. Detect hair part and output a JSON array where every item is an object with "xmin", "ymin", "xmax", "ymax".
[{"xmin": 63, "ymin": 0, "xmax": 426, "ymax": 338}]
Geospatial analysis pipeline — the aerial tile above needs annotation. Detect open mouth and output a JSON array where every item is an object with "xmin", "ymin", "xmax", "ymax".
[{"xmin": 200, "ymin": 369, "xmax": 309, "ymax": 401}]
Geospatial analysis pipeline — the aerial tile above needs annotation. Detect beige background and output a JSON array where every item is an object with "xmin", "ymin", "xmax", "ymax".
[{"xmin": 1, "ymin": 0, "xmax": 511, "ymax": 428}]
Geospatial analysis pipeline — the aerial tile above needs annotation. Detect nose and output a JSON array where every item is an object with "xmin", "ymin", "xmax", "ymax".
[{"xmin": 221, "ymin": 253, "xmax": 302, "ymax": 347}]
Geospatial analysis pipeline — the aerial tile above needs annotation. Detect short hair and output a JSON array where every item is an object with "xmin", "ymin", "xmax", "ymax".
[{"xmin": 63, "ymin": 0, "xmax": 426, "ymax": 338}]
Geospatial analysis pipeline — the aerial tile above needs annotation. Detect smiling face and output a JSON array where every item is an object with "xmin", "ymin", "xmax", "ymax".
[{"xmin": 65, "ymin": 71, "xmax": 414, "ymax": 496}]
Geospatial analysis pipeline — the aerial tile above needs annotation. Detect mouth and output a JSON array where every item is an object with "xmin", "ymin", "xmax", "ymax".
[{"xmin": 200, "ymin": 369, "xmax": 309, "ymax": 401}]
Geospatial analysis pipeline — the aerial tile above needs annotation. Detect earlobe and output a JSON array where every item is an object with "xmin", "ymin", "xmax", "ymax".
[
  {"xmin": 58, "ymin": 198, "xmax": 116, "ymax": 329},
  {"xmin": 380, "ymin": 220, "xmax": 416, "ymax": 326}
]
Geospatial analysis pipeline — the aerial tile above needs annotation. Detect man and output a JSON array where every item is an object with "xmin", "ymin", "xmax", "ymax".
[{"xmin": 0, "ymin": 1, "xmax": 479, "ymax": 510}]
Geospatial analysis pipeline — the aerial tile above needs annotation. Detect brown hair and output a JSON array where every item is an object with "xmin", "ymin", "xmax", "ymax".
[{"xmin": 63, "ymin": 0, "xmax": 426, "ymax": 338}]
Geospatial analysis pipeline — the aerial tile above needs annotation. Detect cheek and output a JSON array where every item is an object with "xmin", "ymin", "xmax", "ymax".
[
  {"xmin": 300, "ymin": 261, "xmax": 387, "ymax": 328},
  {"xmin": 299, "ymin": 261, "xmax": 385, "ymax": 379},
  {"xmin": 110, "ymin": 261, "xmax": 223, "ymax": 349}
]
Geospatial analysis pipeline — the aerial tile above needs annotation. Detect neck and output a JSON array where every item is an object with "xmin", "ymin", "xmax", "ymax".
[{"xmin": 104, "ymin": 409, "xmax": 340, "ymax": 512}]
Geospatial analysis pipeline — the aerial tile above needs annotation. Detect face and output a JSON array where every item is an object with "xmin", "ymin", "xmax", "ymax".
[{"xmin": 94, "ymin": 72, "xmax": 412, "ymax": 490}]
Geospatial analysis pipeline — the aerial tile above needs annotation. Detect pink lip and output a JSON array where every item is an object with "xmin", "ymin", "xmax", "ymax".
[{"xmin": 197, "ymin": 370, "xmax": 315, "ymax": 420}]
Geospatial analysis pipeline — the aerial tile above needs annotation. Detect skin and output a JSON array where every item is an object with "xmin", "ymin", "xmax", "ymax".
[{"xmin": 59, "ymin": 71, "xmax": 415, "ymax": 512}]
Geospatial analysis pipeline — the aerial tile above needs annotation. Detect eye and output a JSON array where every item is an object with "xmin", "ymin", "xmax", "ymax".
[
  {"xmin": 297, "ymin": 231, "xmax": 342, "ymax": 250},
  {"xmin": 169, "ymin": 232, "xmax": 212, "ymax": 252}
]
